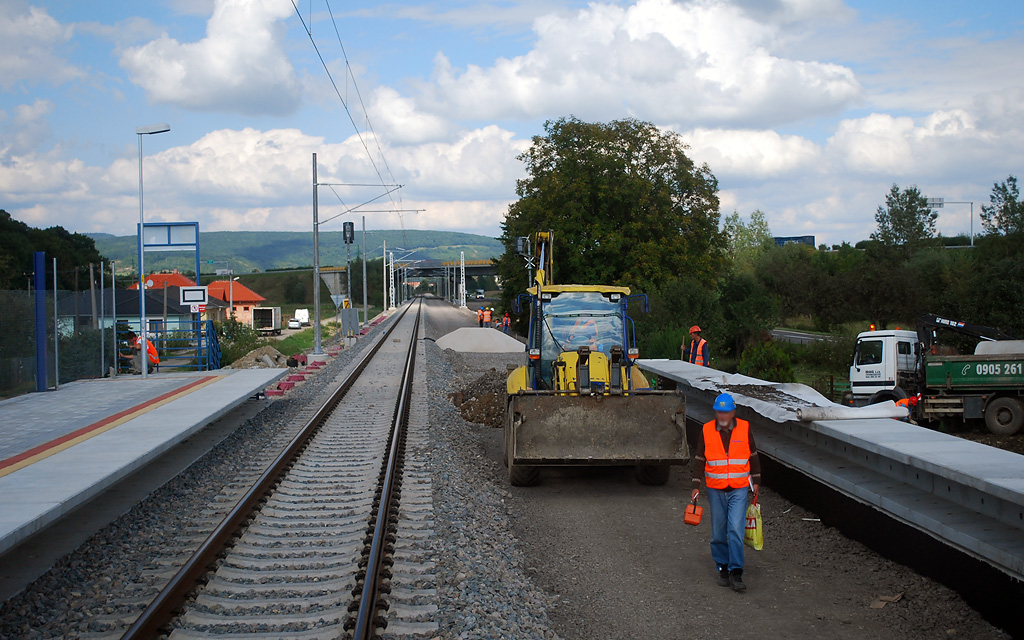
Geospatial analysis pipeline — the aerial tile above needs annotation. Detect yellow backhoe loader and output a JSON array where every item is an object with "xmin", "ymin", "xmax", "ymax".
[{"xmin": 504, "ymin": 231, "xmax": 688, "ymax": 486}]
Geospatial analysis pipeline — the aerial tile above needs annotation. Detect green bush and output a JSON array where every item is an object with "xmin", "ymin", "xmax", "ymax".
[
  {"xmin": 738, "ymin": 339, "xmax": 795, "ymax": 383},
  {"xmin": 215, "ymin": 319, "xmax": 267, "ymax": 366}
]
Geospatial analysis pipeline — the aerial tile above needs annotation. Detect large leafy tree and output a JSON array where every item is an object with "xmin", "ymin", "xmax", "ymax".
[
  {"xmin": 980, "ymin": 175, "xmax": 1024, "ymax": 235},
  {"xmin": 871, "ymin": 184, "xmax": 937, "ymax": 250},
  {"xmin": 497, "ymin": 117, "xmax": 723, "ymax": 311},
  {"xmin": 0, "ymin": 210, "xmax": 106, "ymax": 290}
]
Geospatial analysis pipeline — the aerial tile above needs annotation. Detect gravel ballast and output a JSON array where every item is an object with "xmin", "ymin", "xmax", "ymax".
[{"xmin": 423, "ymin": 307, "xmax": 559, "ymax": 639}]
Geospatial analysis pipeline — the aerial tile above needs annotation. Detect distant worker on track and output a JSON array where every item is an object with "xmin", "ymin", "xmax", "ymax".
[
  {"xmin": 483, "ymin": 307, "xmax": 493, "ymax": 327},
  {"xmin": 691, "ymin": 393, "xmax": 761, "ymax": 592},
  {"xmin": 683, "ymin": 325, "xmax": 710, "ymax": 366},
  {"xmin": 502, "ymin": 312, "xmax": 511, "ymax": 334},
  {"xmin": 477, "ymin": 307, "xmax": 484, "ymax": 328}
]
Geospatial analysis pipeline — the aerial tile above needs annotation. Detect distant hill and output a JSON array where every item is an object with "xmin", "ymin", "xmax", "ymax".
[{"xmin": 89, "ymin": 229, "xmax": 502, "ymax": 274}]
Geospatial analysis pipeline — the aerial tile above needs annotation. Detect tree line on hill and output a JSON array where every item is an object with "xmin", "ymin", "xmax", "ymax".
[{"xmin": 497, "ymin": 117, "xmax": 1024, "ymax": 377}]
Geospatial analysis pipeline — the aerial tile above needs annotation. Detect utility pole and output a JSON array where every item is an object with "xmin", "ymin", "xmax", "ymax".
[
  {"xmin": 382, "ymin": 239, "xmax": 388, "ymax": 310},
  {"xmin": 312, "ymin": 153, "xmax": 322, "ymax": 355},
  {"xmin": 388, "ymin": 251, "xmax": 396, "ymax": 309},
  {"xmin": 361, "ymin": 216, "xmax": 368, "ymax": 327},
  {"xmin": 460, "ymin": 251, "xmax": 467, "ymax": 308}
]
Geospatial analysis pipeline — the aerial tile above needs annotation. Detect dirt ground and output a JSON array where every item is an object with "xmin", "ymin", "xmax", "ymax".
[
  {"xmin": 448, "ymin": 385, "xmax": 1009, "ymax": 638},
  {"xmin": 434, "ymin": 296, "xmax": 1010, "ymax": 640}
]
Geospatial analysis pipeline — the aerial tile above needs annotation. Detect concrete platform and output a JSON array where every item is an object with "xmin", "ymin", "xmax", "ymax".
[{"xmin": 0, "ymin": 368, "xmax": 287, "ymax": 555}]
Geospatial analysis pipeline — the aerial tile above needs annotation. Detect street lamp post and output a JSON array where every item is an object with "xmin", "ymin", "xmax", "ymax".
[
  {"xmin": 136, "ymin": 122, "xmax": 170, "ymax": 379},
  {"xmin": 229, "ymin": 276, "xmax": 239, "ymax": 320}
]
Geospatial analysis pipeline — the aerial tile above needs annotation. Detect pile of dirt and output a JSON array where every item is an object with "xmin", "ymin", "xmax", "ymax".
[
  {"xmin": 225, "ymin": 345, "xmax": 289, "ymax": 369},
  {"xmin": 454, "ymin": 368, "xmax": 507, "ymax": 428}
]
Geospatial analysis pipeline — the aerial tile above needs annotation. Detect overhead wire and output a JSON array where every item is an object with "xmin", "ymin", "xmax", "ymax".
[{"xmin": 288, "ymin": 0, "xmax": 406, "ymax": 236}]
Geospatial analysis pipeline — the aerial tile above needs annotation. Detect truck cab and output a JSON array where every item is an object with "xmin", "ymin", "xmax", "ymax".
[{"xmin": 847, "ymin": 329, "xmax": 918, "ymax": 405}]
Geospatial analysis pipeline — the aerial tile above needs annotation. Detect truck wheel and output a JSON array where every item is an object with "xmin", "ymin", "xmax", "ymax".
[
  {"xmin": 635, "ymin": 465, "xmax": 671, "ymax": 486},
  {"xmin": 509, "ymin": 464, "xmax": 539, "ymax": 486},
  {"xmin": 984, "ymin": 397, "xmax": 1023, "ymax": 436}
]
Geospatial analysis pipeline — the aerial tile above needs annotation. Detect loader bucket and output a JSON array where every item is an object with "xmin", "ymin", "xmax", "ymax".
[{"xmin": 506, "ymin": 392, "xmax": 688, "ymax": 465}]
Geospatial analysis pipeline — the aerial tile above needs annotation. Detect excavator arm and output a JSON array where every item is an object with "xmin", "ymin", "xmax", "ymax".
[{"xmin": 916, "ymin": 314, "xmax": 1016, "ymax": 350}]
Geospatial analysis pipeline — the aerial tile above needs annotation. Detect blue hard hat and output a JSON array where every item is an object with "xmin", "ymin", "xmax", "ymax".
[{"xmin": 713, "ymin": 393, "xmax": 736, "ymax": 412}]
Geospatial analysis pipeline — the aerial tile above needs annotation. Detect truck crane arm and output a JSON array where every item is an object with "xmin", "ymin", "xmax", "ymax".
[{"xmin": 916, "ymin": 314, "xmax": 1016, "ymax": 350}]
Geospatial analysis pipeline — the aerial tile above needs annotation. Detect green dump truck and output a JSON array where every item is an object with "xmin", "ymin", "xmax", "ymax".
[{"xmin": 844, "ymin": 314, "xmax": 1024, "ymax": 435}]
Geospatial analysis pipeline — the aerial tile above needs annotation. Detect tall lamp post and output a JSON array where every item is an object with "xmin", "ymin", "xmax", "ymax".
[{"xmin": 136, "ymin": 122, "xmax": 170, "ymax": 379}]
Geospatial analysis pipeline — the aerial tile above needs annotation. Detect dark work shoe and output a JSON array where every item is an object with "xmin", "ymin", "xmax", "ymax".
[
  {"xmin": 716, "ymin": 568, "xmax": 730, "ymax": 587},
  {"xmin": 729, "ymin": 570, "xmax": 747, "ymax": 592}
]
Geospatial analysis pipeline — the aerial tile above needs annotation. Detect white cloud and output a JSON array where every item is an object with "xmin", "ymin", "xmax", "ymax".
[
  {"xmin": 0, "ymin": 123, "xmax": 526, "ymax": 235},
  {"xmin": 0, "ymin": 98, "xmax": 53, "ymax": 156},
  {"xmin": 0, "ymin": 2, "xmax": 85, "ymax": 89},
  {"xmin": 685, "ymin": 128, "xmax": 821, "ymax": 179},
  {"xmin": 367, "ymin": 86, "xmax": 454, "ymax": 145},
  {"xmin": 411, "ymin": 0, "xmax": 861, "ymax": 128},
  {"xmin": 118, "ymin": 0, "xmax": 301, "ymax": 115}
]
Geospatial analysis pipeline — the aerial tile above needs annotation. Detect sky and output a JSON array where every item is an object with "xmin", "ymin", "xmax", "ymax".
[{"xmin": 1, "ymin": 0, "xmax": 1023, "ymax": 245}]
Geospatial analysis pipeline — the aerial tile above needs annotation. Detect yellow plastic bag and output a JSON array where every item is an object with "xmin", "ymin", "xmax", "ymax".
[{"xmin": 744, "ymin": 496, "xmax": 763, "ymax": 551}]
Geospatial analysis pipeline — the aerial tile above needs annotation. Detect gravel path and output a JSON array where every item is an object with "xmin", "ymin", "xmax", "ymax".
[
  {"xmin": 0, "ymin": 320, "xmax": 393, "ymax": 640},
  {"xmin": 423, "ymin": 303, "xmax": 559, "ymax": 639}
]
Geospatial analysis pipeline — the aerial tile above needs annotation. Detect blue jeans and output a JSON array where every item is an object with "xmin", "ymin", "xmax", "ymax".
[{"xmin": 707, "ymin": 487, "xmax": 748, "ymax": 572}]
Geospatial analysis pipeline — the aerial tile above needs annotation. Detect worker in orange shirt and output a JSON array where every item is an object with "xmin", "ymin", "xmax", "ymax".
[
  {"xmin": 477, "ymin": 307, "xmax": 484, "ymax": 327},
  {"xmin": 124, "ymin": 330, "xmax": 159, "ymax": 374},
  {"xmin": 483, "ymin": 307, "xmax": 493, "ymax": 327}
]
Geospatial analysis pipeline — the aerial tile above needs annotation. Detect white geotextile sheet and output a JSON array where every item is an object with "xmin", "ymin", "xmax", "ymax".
[{"xmin": 637, "ymin": 359, "xmax": 907, "ymax": 424}]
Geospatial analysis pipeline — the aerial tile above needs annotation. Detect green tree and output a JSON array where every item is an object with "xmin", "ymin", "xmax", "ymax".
[
  {"xmin": 723, "ymin": 209, "xmax": 773, "ymax": 270},
  {"xmin": 0, "ymin": 210, "xmax": 106, "ymax": 290},
  {"xmin": 980, "ymin": 175, "xmax": 1024, "ymax": 235},
  {"xmin": 871, "ymin": 184, "xmax": 937, "ymax": 250},
  {"xmin": 497, "ymin": 116, "xmax": 723, "ymax": 317}
]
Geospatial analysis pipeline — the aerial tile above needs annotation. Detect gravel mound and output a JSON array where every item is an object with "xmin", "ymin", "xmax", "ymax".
[
  {"xmin": 455, "ymin": 368, "xmax": 508, "ymax": 428},
  {"xmin": 435, "ymin": 327, "xmax": 524, "ymax": 352},
  {"xmin": 223, "ymin": 345, "xmax": 289, "ymax": 369}
]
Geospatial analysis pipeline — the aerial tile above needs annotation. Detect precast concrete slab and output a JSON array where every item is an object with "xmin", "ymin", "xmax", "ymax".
[{"xmin": 0, "ymin": 368, "xmax": 287, "ymax": 555}]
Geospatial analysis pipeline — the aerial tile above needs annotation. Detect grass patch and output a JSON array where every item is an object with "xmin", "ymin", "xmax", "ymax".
[{"xmin": 276, "ymin": 325, "xmax": 335, "ymax": 356}]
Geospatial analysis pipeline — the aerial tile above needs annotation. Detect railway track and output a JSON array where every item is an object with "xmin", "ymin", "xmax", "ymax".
[{"xmin": 121, "ymin": 299, "xmax": 434, "ymax": 639}]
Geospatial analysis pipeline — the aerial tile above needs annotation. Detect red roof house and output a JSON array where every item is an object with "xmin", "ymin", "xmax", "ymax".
[
  {"xmin": 208, "ymin": 280, "xmax": 266, "ymax": 324},
  {"xmin": 127, "ymin": 269, "xmax": 196, "ymax": 290}
]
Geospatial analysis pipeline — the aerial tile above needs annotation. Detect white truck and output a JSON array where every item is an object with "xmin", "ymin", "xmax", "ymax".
[
  {"xmin": 844, "ymin": 314, "xmax": 1023, "ymax": 434},
  {"xmin": 252, "ymin": 307, "xmax": 282, "ymax": 336},
  {"xmin": 294, "ymin": 308, "xmax": 310, "ymax": 326}
]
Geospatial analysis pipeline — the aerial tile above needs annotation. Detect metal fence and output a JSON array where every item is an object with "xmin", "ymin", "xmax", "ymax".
[{"xmin": 1, "ymin": 272, "xmax": 222, "ymax": 399}]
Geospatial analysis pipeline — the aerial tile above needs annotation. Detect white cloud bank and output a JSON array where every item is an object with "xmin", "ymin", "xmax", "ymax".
[
  {"xmin": 0, "ymin": 2, "xmax": 84, "ymax": 89},
  {"xmin": 119, "ymin": 0, "xmax": 301, "ymax": 115},
  {"xmin": 411, "ymin": 0, "xmax": 861, "ymax": 128}
]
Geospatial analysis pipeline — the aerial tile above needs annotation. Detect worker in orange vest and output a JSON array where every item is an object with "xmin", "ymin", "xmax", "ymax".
[
  {"xmin": 691, "ymin": 393, "xmax": 760, "ymax": 592},
  {"xmin": 502, "ymin": 312, "xmax": 511, "ymax": 334},
  {"xmin": 477, "ymin": 307, "xmax": 484, "ymax": 327},
  {"xmin": 125, "ymin": 330, "xmax": 159, "ymax": 374},
  {"xmin": 683, "ymin": 325, "xmax": 710, "ymax": 366},
  {"xmin": 483, "ymin": 307, "xmax": 493, "ymax": 327}
]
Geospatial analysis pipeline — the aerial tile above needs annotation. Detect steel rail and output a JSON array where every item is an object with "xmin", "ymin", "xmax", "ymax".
[
  {"xmin": 120, "ymin": 302, "xmax": 414, "ymax": 640},
  {"xmin": 350, "ymin": 298, "xmax": 421, "ymax": 639}
]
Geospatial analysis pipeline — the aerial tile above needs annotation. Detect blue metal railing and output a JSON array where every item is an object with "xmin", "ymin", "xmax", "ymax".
[{"xmin": 115, "ymin": 318, "xmax": 222, "ymax": 373}]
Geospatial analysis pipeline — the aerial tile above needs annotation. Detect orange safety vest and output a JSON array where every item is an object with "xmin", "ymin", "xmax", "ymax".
[
  {"xmin": 503, "ymin": 314, "xmax": 510, "ymax": 326},
  {"xmin": 477, "ymin": 308, "xmax": 484, "ymax": 320},
  {"xmin": 690, "ymin": 338, "xmax": 707, "ymax": 366},
  {"xmin": 135, "ymin": 337, "xmax": 159, "ymax": 365},
  {"xmin": 703, "ymin": 419, "xmax": 751, "ymax": 490},
  {"xmin": 483, "ymin": 309, "xmax": 492, "ymax": 322}
]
